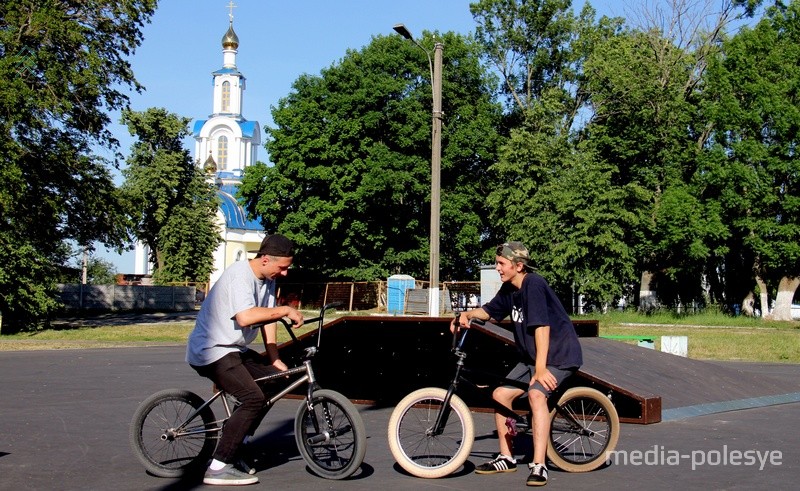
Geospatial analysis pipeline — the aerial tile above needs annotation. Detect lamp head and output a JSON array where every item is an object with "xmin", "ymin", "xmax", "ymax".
[{"xmin": 393, "ymin": 23, "xmax": 414, "ymax": 40}]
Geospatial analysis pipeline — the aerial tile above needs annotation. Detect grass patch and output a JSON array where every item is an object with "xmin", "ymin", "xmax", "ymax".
[
  {"xmin": 600, "ymin": 324, "xmax": 800, "ymax": 363},
  {"xmin": 586, "ymin": 310, "xmax": 800, "ymax": 363},
  {"xmin": 578, "ymin": 309, "xmax": 800, "ymax": 329}
]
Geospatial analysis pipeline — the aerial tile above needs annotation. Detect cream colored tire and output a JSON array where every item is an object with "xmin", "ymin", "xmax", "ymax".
[{"xmin": 387, "ymin": 387, "xmax": 474, "ymax": 478}]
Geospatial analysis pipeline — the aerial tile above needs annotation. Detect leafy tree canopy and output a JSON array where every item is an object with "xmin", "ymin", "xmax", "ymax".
[
  {"xmin": 239, "ymin": 32, "xmax": 503, "ymax": 281},
  {"xmin": 700, "ymin": 0, "xmax": 800, "ymax": 318},
  {"xmin": 119, "ymin": 107, "xmax": 221, "ymax": 284},
  {"xmin": 0, "ymin": 0, "xmax": 156, "ymax": 332}
]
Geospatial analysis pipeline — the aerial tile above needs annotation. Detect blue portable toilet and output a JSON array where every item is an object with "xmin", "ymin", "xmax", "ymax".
[{"xmin": 387, "ymin": 274, "xmax": 415, "ymax": 315}]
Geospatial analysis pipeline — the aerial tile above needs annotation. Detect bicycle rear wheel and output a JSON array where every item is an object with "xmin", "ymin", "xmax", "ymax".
[
  {"xmin": 130, "ymin": 389, "xmax": 218, "ymax": 478},
  {"xmin": 387, "ymin": 387, "xmax": 474, "ymax": 478},
  {"xmin": 547, "ymin": 386, "xmax": 619, "ymax": 472},
  {"xmin": 294, "ymin": 389, "xmax": 366, "ymax": 479}
]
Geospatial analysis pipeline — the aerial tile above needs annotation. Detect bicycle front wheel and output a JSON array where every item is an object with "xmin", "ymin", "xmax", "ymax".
[
  {"xmin": 294, "ymin": 389, "xmax": 366, "ymax": 479},
  {"xmin": 387, "ymin": 387, "xmax": 474, "ymax": 479},
  {"xmin": 547, "ymin": 386, "xmax": 620, "ymax": 472},
  {"xmin": 130, "ymin": 389, "xmax": 218, "ymax": 478}
]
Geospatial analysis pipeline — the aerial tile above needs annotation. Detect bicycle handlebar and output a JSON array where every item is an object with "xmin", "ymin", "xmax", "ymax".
[
  {"xmin": 252, "ymin": 301, "xmax": 343, "ymax": 350},
  {"xmin": 451, "ymin": 313, "xmax": 486, "ymax": 351}
]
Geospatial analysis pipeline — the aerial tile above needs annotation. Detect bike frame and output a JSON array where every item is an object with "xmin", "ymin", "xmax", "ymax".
[
  {"xmin": 430, "ymin": 324, "xmax": 590, "ymax": 438},
  {"xmin": 172, "ymin": 306, "xmax": 339, "ymax": 440}
]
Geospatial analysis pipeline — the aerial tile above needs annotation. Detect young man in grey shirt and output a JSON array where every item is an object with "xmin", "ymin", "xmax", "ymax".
[{"xmin": 187, "ymin": 234, "xmax": 304, "ymax": 485}]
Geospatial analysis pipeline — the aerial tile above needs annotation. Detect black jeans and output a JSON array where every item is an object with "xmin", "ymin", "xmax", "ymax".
[{"xmin": 191, "ymin": 350, "xmax": 281, "ymax": 464}]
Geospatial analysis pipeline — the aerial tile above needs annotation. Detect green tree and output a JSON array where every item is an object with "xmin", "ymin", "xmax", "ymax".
[
  {"xmin": 84, "ymin": 256, "xmax": 118, "ymax": 285},
  {"xmin": 120, "ymin": 108, "xmax": 222, "ymax": 284},
  {"xmin": 67, "ymin": 252, "xmax": 118, "ymax": 285},
  {"xmin": 701, "ymin": 0, "xmax": 800, "ymax": 320},
  {"xmin": 239, "ymin": 32, "xmax": 502, "ymax": 281},
  {"xmin": 0, "ymin": 0, "xmax": 156, "ymax": 333},
  {"xmin": 471, "ymin": 0, "xmax": 634, "ymax": 308},
  {"xmin": 580, "ymin": 0, "xmax": 746, "ymax": 310}
]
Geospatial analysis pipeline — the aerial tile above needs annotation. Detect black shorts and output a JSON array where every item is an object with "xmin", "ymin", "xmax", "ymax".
[{"xmin": 503, "ymin": 362, "xmax": 577, "ymax": 397}]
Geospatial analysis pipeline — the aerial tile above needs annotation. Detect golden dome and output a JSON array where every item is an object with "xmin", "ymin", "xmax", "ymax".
[
  {"xmin": 222, "ymin": 22, "xmax": 239, "ymax": 49},
  {"xmin": 204, "ymin": 153, "xmax": 218, "ymax": 174}
]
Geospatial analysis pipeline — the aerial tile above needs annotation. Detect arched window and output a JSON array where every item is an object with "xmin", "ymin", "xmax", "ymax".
[
  {"xmin": 217, "ymin": 136, "xmax": 228, "ymax": 169},
  {"xmin": 221, "ymin": 81, "xmax": 231, "ymax": 112}
]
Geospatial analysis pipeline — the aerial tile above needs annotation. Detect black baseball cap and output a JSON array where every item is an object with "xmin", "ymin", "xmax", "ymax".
[{"xmin": 254, "ymin": 234, "xmax": 294, "ymax": 258}]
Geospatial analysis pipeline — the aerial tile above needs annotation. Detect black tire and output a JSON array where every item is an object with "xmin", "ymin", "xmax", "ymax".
[
  {"xmin": 130, "ymin": 389, "xmax": 218, "ymax": 478},
  {"xmin": 547, "ymin": 386, "xmax": 620, "ymax": 472},
  {"xmin": 294, "ymin": 389, "xmax": 366, "ymax": 479},
  {"xmin": 387, "ymin": 387, "xmax": 475, "ymax": 478}
]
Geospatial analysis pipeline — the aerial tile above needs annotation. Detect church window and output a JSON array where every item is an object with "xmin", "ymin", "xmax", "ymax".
[
  {"xmin": 217, "ymin": 136, "xmax": 228, "ymax": 169},
  {"xmin": 222, "ymin": 81, "xmax": 231, "ymax": 112}
]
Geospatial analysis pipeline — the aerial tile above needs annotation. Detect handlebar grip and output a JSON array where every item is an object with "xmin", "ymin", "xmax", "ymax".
[{"xmin": 469, "ymin": 318, "xmax": 486, "ymax": 327}]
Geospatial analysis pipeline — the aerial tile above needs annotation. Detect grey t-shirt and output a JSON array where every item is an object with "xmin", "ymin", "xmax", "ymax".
[{"xmin": 186, "ymin": 260, "xmax": 275, "ymax": 366}]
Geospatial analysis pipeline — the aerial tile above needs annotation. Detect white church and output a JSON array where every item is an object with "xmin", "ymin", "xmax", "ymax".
[{"xmin": 134, "ymin": 12, "xmax": 266, "ymax": 288}]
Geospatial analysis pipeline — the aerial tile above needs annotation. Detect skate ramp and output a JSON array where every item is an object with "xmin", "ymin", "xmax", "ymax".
[{"xmin": 276, "ymin": 316, "xmax": 800, "ymax": 424}]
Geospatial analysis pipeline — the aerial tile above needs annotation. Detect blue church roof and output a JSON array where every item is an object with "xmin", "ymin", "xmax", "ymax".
[
  {"xmin": 192, "ymin": 119, "xmax": 258, "ymax": 138},
  {"xmin": 239, "ymin": 120, "xmax": 258, "ymax": 138},
  {"xmin": 217, "ymin": 188, "xmax": 263, "ymax": 231},
  {"xmin": 212, "ymin": 67, "xmax": 244, "ymax": 77},
  {"xmin": 192, "ymin": 120, "xmax": 204, "ymax": 136}
]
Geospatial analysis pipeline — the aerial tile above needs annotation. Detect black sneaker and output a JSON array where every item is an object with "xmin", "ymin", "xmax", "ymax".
[
  {"xmin": 203, "ymin": 464, "xmax": 259, "ymax": 485},
  {"xmin": 475, "ymin": 454, "xmax": 517, "ymax": 474},
  {"xmin": 526, "ymin": 463, "xmax": 548, "ymax": 486}
]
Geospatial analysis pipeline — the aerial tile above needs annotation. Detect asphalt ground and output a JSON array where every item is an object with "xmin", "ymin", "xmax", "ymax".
[{"xmin": 1, "ymin": 346, "xmax": 798, "ymax": 491}]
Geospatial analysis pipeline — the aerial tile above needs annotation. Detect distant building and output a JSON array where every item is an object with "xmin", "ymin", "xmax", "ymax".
[{"xmin": 135, "ymin": 11, "xmax": 265, "ymax": 288}]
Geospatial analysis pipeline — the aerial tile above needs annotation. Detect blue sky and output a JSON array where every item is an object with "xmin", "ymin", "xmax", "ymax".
[{"xmin": 95, "ymin": 0, "xmax": 623, "ymax": 272}]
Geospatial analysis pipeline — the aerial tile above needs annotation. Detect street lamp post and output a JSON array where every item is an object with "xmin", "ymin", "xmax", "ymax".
[{"xmin": 393, "ymin": 23, "xmax": 443, "ymax": 317}]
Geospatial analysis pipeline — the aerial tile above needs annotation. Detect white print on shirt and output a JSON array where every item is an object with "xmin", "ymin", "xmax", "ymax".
[{"xmin": 512, "ymin": 306, "xmax": 524, "ymax": 324}]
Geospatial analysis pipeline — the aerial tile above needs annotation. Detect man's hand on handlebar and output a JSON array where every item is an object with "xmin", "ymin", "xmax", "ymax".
[
  {"xmin": 285, "ymin": 307, "xmax": 304, "ymax": 329},
  {"xmin": 450, "ymin": 312, "xmax": 472, "ymax": 333},
  {"xmin": 450, "ymin": 310, "xmax": 489, "ymax": 333}
]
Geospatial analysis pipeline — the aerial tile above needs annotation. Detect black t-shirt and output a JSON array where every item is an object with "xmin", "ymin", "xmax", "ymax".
[{"xmin": 482, "ymin": 272, "xmax": 583, "ymax": 369}]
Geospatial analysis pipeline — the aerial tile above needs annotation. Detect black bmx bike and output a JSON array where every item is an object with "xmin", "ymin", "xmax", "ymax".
[
  {"xmin": 387, "ymin": 317, "xmax": 619, "ymax": 478},
  {"xmin": 130, "ymin": 302, "xmax": 366, "ymax": 480}
]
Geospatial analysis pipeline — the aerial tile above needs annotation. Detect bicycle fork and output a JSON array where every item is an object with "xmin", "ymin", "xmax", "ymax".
[
  {"xmin": 302, "ymin": 360, "xmax": 352, "ymax": 446},
  {"xmin": 430, "ymin": 355, "xmax": 467, "ymax": 436}
]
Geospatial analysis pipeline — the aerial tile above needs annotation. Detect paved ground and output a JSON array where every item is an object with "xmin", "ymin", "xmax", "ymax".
[{"xmin": 1, "ymin": 346, "xmax": 798, "ymax": 491}]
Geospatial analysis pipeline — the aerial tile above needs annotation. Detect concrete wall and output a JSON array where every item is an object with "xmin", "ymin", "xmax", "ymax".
[{"xmin": 57, "ymin": 284, "xmax": 196, "ymax": 312}]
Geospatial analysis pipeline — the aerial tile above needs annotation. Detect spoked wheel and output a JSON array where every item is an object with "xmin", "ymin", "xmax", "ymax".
[
  {"xmin": 294, "ymin": 389, "xmax": 366, "ymax": 479},
  {"xmin": 547, "ymin": 386, "xmax": 620, "ymax": 472},
  {"xmin": 130, "ymin": 389, "xmax": 218, "ymax": 478},
  {"xmin": 387, "ymin": 387, "xmax": 475, "ymax": 478}
]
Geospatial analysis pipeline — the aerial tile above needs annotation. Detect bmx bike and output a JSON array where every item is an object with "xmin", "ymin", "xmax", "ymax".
[
  {"xmin": 387, "ymin": 316, "xmax": 619, "ymax": 478},
  {"xmin": 130, "ymin": 302, "xmax": 366, "ymax": 480}
]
